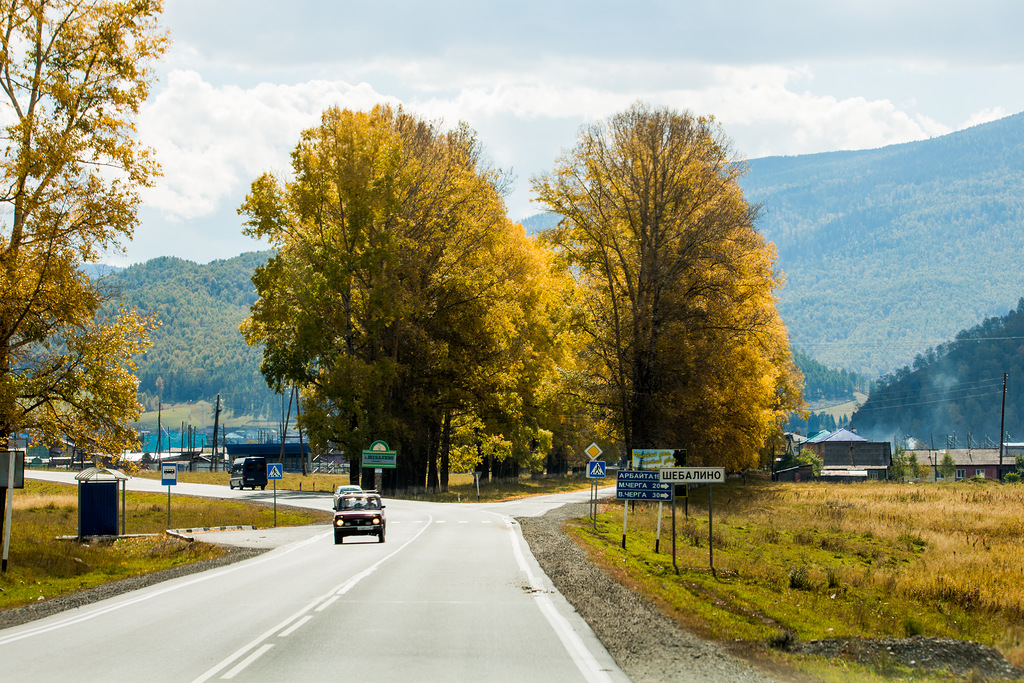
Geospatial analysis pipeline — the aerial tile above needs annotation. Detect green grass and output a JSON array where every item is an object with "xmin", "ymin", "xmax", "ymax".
[
  {"xmin": 569, "ymin": 477, "xmax": 1024, "ymax": 680},
  {"xmin": 0, "ymin": 480, "xmax": 330, "ymax": 610},
  {"xmin": 133, "ymin": 401, "xmax": 278, "ymax": 431}
]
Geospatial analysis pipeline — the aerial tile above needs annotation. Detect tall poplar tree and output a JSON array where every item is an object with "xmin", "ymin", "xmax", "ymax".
[
  {"xmin": 0, "ymin": 1, "xmax": 167, "ymax": 459},
  {"xmin": 241, "ymin": 105, "xmax": 566, "ymax": 492},
  {"xmin": 533, "ymin": 103, "xmax": 802, "ymax": 469}
]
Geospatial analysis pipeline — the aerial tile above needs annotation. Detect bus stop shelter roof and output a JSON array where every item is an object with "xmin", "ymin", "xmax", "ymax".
[{"xmin": 74, "ymin": 466, "xmax": 130, "ymax": 482}]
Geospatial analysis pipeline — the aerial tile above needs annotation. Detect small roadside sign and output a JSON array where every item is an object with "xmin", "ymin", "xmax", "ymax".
[
  {"xmin": 659, "ymin": 467, "xmax": 725, "ymax": 484},
  {"xmin": 631, "ymin": 449, "xmax": 675, "ymax": 470},
  {"xmin": 0, "ymin": 451, "xmax": 25, "ymax": 489},
  {"xmin": 162, "ymin": 463, "xmax": 176, "ymax": 529},
  {"xmin": 362, "ymin": 440, "xmax": 397, "ymax": 469},
  {"xmin": 267, "ymin": 463, "xmax": 284, "ymax": 480},
  {"xmin": 615, "ymin": 470, "xmax": 672, "ymax": 500},
  {"xmin": 585, "ymin": 443, "xmax": 603, "ymax": 460},
  {"xmin": 586, "ymin": 460, "xmax": 606, "ymax": 478}
]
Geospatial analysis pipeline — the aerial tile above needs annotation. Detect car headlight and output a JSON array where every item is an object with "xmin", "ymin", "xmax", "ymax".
[
  {"xmin": 334, "ymin": 518, "xmax": 344, "ymax": 527},
  {"xmin": 372, "ymin": 516, "xmax": 381, "ymax": 524}
]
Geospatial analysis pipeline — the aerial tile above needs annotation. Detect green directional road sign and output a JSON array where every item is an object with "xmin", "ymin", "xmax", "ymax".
[{"xmin": 361, "ymin": 440, "xmax": 397, "ymax": 469}]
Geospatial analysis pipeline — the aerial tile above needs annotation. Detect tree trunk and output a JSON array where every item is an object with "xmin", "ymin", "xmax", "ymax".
[
  {"xmin": 426, "ymin": 418, "xmax": 439, "ymax": 494},
  {"xmin": 440, "ymin": 411, "xmax": 451, "ymax": 493}
]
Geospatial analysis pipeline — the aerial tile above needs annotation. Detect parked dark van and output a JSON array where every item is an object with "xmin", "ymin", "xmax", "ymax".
[{"xmin": 229, "ymin": 456, "xmax": 268, "ymax": 490}]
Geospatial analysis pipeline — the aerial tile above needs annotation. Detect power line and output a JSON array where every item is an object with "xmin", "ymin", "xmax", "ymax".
[
  {"xmin": 854, "ymin": 389, "xmax": 1004, "ymax": 414},
  {"xmin": 797, "ymin": 336, "xmax": 1024, "ymax": 349}
]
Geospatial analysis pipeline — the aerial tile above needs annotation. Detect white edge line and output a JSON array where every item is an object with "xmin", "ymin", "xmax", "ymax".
[
  {"xmin": 498, "ymin": 513, "xmax": 613, "ymax": 683},
  {"xmin": 0, "ymin": 531, "xmax": 331, "ymax": 647}
]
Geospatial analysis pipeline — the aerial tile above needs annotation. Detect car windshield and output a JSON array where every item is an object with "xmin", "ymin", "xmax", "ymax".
[{"xmin": 340, "ymin": 497, "xmax": 379, "ymax": 511}]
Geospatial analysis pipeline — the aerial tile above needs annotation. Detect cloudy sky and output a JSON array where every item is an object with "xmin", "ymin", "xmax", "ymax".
[{"xmin": 117, "ymin": 0, "xmax": 1024, "ymax": 265}]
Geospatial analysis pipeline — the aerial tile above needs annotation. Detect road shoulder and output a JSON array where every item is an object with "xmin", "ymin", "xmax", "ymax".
[{"xmin": 518, "ymin": 502, "xmax": 778, "ymax": 683}]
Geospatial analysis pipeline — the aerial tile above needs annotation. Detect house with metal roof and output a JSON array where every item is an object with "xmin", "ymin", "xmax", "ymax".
[
  {"xmin": 803, "ymin": 428, "xmax": 891, "ymax": 481},
  {"xmin": 905, "ymin": 448, "xmax": 1015, "ymax": 481}
]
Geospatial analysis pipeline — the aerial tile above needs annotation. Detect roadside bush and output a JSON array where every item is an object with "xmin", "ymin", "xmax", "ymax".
[{"xmin": 789, "ymin": 565, "xmax": 814, "ymax": 591}]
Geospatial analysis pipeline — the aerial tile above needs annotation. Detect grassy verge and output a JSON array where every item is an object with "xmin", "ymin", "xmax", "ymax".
[
  {"xmin": 569, "ymin": 476, "xmax": 1024, "ymax": 680},
  {"xmin": 131, "ymin": 469, "xmax": 594, "ymax": 502},
  {"xmin": 0, "ymin": 480, "xmax": 330, "ymax": 610}
]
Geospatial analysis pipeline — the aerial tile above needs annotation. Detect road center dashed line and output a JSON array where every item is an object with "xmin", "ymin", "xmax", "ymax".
[
  {"xmin": 221, "ymin": 644, "xmax": 273, "ymax": 679},
  {"xmin": 277, "ymin": 615, "xmax": 312, "ymax": 638},
  {"xmin": 191, "ymin": 514, "xmax": 433, "ymax": 683}
]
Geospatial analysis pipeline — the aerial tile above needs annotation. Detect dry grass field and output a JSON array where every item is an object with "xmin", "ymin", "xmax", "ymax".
[{"xmin": 571, "ymin": 476, "xmax": 1024, "ymax": 677}]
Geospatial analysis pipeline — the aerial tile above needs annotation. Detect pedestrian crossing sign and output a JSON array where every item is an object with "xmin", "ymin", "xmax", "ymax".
[
  {"xmin": 586, "ymin": 460, "xmax": 606, "ymax": 478},
  {"xmin": 267, "ymin": 463, "xmax": 284, "ymax": 480}
]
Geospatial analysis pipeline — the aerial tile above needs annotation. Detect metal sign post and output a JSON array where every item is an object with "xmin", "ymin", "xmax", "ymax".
[
  {"xmin": 161, "ymin": 464, "xmax": 177, "ymax": 529},
  {"xmin": 616, "ymin": 470, "xmax": 672, "ymax": 549},
  {"xmin": 2, "ymin": 450, "xmax": 15, "ymax": 572},
  {"xmin": 655, "ymin": 502, "xmax": 663, "ymax": 553},
  {"xmin": 585, "ymin": 444, "xmax": 604, "ymax": 526},
  {"xmin": 267, "ymin": 462, "xmax": 284, "ymax": 526},
  {"xmin": 708, "ymin": 483, "xmax": 715, "ymax": 575},
  {"xmin": 585, "ymin": 454, "xmax": 606, "ymax": 528},
  {"xmin": 671, "ymin": 490, "xmax": 677, "ymax": 573},
  {"xmin": 660, "ymin": 467, "xmax": 725, "ymax": 575}
]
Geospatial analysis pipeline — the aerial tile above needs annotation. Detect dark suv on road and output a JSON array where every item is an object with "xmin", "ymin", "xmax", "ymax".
[{"xmin": 333, "ymin": 492, "xmax": 385, "ymax": 544}]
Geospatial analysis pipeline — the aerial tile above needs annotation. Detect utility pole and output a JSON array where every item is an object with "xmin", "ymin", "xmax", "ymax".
[
  {"xmin": 212, "ymin": 394, "xmax": 222, "ymax": 472},
  {"xmin": 296, "ymin": 389, "xmax": 307, "ymax": 476},
  {"xmin": 999, "ymin": 372, "xmax": 1007, "ymax": 480},
  {"xmin": 279, "ymin": 387, "xmax": 294, "ymax": 469},
  {"xmin": 156, "ymin": 401, "xmax": 162, "ymax": 464}
]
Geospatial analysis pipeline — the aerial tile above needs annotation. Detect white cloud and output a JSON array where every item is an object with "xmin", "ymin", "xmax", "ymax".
[
  {"xmin": 138, "ymin": 70, "xmax": 398, "ymax": 221},
  {"xmin": 129, "ymin": 59, "xmax": 1019, "ymax": 262},
  {"xmin": 962, "ymin": 106, "xmax": 1009, "ymax": 129}
]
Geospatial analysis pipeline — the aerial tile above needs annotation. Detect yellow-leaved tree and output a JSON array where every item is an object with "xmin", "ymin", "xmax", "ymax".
[
  {"xmin": 533, "ymin": 103, "xmax": 803, "ymax": 470},
  {"xmin": 241, "ymin": 105, "xmax": 570, "ymax": 493},
  {"xmin": 0, "ymin": 0, "xmax": 167, "ymax": 483}
]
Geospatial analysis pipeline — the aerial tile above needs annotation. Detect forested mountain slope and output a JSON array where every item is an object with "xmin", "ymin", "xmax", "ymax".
[
  {"xmin": 105, "ymin": 251, "xmax": 278, "ymax": 418},
  {"xmin": 740, "ymin": 111, "xmax": 1024, "ymax": 377},
  {"xmin": 851, "ymin": 300, "xmax": 1024, "ymax": 443},
  {"xmin": 106, "ymin": 111, "xmax": 1024, "ymax": 420}
]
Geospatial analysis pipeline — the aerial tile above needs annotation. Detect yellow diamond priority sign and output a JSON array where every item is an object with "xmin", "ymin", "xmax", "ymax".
[{"xmin": 585, "ymin": 443, "xmax": 603, "ymax": 461}]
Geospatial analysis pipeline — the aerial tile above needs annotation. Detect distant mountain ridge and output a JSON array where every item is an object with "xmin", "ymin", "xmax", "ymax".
[
  {"xmin": 739, "ymin": 112, "xmax": 1024, "ymax": 376},
  {"xmin": 107, "ymin": 112, "xmax": 1024, "ymax": 414},
  {"xmin": 106, "ymin": 251, "xmax": 279, "ymax": 419}
]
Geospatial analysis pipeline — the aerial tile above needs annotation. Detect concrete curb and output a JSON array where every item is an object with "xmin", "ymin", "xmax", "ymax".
[{"xmin": 166, "ymin": 525, "xmax": 259, "ymax": 542}]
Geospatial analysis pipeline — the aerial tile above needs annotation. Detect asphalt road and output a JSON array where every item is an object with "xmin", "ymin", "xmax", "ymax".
[{"xmin": 6, "ymin": 473, "xmax": 625, "ymax": 682}]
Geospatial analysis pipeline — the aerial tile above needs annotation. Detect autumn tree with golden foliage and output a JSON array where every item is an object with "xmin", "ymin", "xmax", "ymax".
[
  {"xmin": 0, "ymin": 0, "xmax": 166, "ymax": 469},
  {"xmin": 241, "ymin": 105, "xmax": 571, "ymax": 492},
  {"xmin": 533, "ymin": 103, "xmax": 802, "ymax": 470}
]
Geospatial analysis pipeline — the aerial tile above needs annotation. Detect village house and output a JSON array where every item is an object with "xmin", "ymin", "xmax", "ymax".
[
  {"xmin": 904, "ymin": 448, "xmax": 1016, "ymax": 481},
  {"xmin": 803, "ymin": 428, "xmax": 892, "ymax": 481}
]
